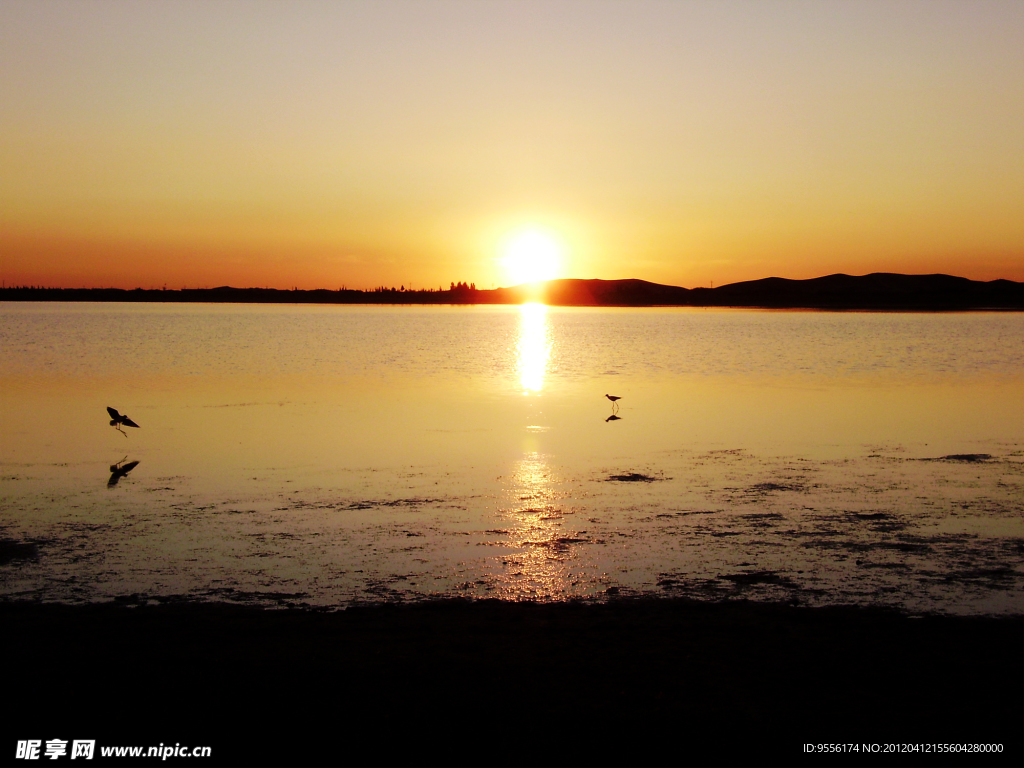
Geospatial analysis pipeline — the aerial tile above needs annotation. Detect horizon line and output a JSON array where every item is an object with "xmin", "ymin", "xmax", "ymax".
[{"xmin": 3, "ymin": 271, "xmax": 1022, "ymax": 294}]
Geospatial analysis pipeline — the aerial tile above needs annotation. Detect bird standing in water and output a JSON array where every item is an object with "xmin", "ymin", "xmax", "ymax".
[
  {"xmin": 604, "ymin": 394, "xmax": 621, "ymax": 412},
  {"xmin": 107, "ymin": 406, "xmax": 140, "ymax": 437}
]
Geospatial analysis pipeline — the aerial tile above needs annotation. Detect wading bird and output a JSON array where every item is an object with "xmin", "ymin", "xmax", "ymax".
[
  {"xmin": 107, "ymin": 406, "xmax": 140, "ymax": 437},
  {"xmin": 604, "ymin": 394, "xmax": 622, "ymax": 411}
]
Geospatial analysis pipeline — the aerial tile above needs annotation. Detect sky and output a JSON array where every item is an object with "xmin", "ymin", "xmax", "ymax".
[{"xmin": 2, "ymin": 0, "xmax": 1022, "ymax": 290}]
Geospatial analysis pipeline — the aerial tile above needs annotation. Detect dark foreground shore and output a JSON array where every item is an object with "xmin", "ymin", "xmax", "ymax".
[{"xmin": 5, "ymin": 598, "xmax": 1021, "ymax": 759}]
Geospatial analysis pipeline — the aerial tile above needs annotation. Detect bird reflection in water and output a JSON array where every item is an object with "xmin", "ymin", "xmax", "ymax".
[
  {"xmin": 605, "ymin": 414, "xmax": 621, "ymax": 422},
  {"xmin": 108, "ymin": 456, "xmax": 140, "ymax": 487}
]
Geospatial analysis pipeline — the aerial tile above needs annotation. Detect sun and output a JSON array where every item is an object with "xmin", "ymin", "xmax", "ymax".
[{"xmin": 500, "ymin": 229, "xmax": 564, "ymax": 286}]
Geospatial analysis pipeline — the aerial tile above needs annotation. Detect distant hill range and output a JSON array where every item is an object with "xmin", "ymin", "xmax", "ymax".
[
  {"xmin": 495, "ymin": 273, "xmax": 1024, "ymax": 309},
  {"xmin": 3, "ymin": 273, "xmax": 1022, "ymax": 309}
]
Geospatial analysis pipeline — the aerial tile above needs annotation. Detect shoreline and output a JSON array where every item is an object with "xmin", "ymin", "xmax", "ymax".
[
  {"xmin": 5, "ymin": 596, "xmax": 1022, "ymax": 756},
  {"xmin": 4, "ymin": 272, "xmax": 1023, "ymax": 310}
]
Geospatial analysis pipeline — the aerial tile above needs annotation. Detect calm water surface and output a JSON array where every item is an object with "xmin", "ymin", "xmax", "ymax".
[{"xmin": 2, "ymin": 302, "xmax": 1022, "ymax": 613}]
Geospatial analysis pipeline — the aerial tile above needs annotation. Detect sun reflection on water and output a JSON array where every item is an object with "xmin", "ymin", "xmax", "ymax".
[
  {"xmin": 499, "ymin": 303, "xmax": 591, "ymax": 598},
  {"xmin": 494, "ymin": 450, "xmax": 585, "ymax": 600},
  {"xmin": 516, "ymin": 302, "xmax": 550, "ymax": 393}
]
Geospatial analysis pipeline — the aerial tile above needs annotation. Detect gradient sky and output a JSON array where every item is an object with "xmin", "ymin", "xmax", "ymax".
[{"xmin": 2, "ymin": 0, "xmax": 1022, "ymax": 290}]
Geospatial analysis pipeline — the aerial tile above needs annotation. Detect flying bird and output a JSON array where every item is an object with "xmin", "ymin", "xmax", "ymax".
[
  {"xmin": 107, "ymin": 406, "xmax": 140, "ymax": 437},
  {"xmin": 604, "ymin": 394, "xmax": 622, "ymax": 411}
]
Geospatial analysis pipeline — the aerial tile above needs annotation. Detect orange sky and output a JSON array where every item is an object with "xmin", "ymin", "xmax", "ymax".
[{"xmin": 2, "ymin": 0, "xmax": 1022, "ymax": 290}]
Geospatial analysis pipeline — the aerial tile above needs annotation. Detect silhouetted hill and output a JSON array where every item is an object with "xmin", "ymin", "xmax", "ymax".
[
  {"xmin": 484, "ymin": 273, "xmax": 1023, "ymax": 308},
  {"xmin": 486, "ymin": 278, "xmax": 694, "ymax": 306},
  {"xmin": 3, "ymin": 273, "xmax": 1022, "ymax": 309},
  {"xmin": 707, "ymin": 272, "xmax": 1024, "ymax": 309}
]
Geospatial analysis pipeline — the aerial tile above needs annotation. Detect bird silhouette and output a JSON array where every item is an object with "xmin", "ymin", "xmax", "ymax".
[
  {"xmin": 107, "ymin": 406, "xmax": 140, "ymax": 437},
  {"xmin": 604, "ymin": 394, "xmax": 622, "ymax": 412},
  {"xmin": 108, "ymin": 457, "xmax": 140, "ymax": 487}
]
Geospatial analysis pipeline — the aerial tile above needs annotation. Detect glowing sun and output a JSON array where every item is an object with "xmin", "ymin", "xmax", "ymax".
[{"xmin": 501, "ymin": 229, "xmax": 564, "ymax": 286}]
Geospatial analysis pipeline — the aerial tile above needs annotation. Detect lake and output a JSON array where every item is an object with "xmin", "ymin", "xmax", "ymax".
[{"xmin": 1, "ymin": 302, "xmax": 1022, "ymax": 613}]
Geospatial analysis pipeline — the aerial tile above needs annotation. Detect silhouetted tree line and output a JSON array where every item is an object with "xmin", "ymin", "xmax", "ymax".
[{"xmin": 0, "ymin": 282, "xmax": 486, "ymax": 305}]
